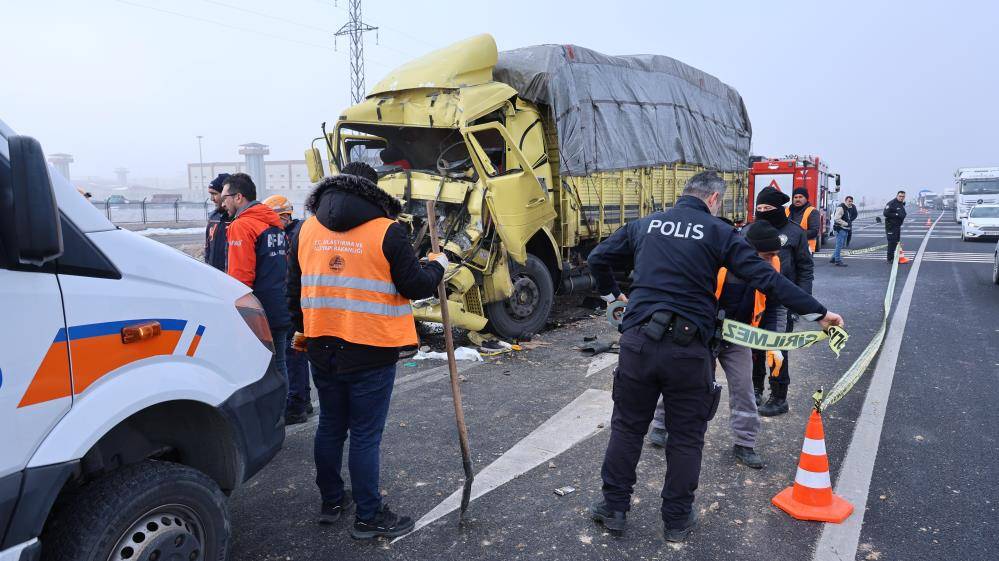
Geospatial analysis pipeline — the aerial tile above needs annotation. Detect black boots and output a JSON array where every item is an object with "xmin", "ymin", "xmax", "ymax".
[
  {"xmin": 647, "ymin": 427, "xmax": 668, "ymax": 448},
  {"xmin": 590, "ymin": 500, "xmax": 627, "ymax": 536},
  {"xmin": 318, "ymin": 494, "xmax": 354, "ymax": 524},
  {"xmin": 758, "ymin": 395, "xmax": 789, "ymax": 417},
  {"xmin": 733, "ymin": 445, "xmax": 764, "ymax": 469},
  {"xmin": 663, "ymin": 511, "xmax": 699, "ymax": 543}
]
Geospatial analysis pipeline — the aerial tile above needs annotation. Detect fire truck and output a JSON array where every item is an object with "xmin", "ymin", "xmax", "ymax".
[{"xmin": 747, "ymin": 155, "xmax": 841, "ymax": 251}]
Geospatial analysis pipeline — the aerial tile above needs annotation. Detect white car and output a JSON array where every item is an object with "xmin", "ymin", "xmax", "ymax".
[
  {"xmin": 961, "ymin": 204, "xmax": 999, "ymax": 241},
  {"xmin": 993, "ymin": 239, "xmax": 999, "ymax": 285}
]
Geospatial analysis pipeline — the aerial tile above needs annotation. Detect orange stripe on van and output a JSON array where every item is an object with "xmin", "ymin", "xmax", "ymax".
[{"xmin": 17, "ymin": 341, "xmax": 73, "ymax": 408}]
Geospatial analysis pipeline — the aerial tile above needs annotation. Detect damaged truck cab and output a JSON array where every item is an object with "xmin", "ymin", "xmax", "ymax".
[
  {"xmin": 307, "ymin": 36, "xmax": 560, "ymax": 338},
  {"xmin": 305, "ymin": 34, "xmax": 752, "ymax": 339}
]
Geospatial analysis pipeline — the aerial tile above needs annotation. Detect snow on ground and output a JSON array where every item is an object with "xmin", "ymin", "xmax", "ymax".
[{"xmin": 134, "ymin": 227, "xmax": 205, "ymax": 236}]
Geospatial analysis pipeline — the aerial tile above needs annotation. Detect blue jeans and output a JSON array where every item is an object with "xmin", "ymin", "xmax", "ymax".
[
  {"xmin": 308, "ymin": 341, "xmax": 396, "ymax": 520},
  {"xmin": 831, "ymin": 229, "xmax": 849, "ymax": 263},
  {"xmin": 270, "ymin": 328, "xmax": 288, "ymax": 386},
  {"xmin": 285, "ymin": 332, "xmax": 312, "ymax": 415}
]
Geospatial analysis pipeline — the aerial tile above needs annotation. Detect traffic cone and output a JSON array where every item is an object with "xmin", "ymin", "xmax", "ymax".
[
  {"xmin": 898, "ymin": 244, "xmax": 910, "ymax": 264},
  {"xmin": 772, "ymin": 410, "xmax": 854, "ymax": 523},
  {"xmin": 926, "ymin": 217, "xmax": 931, "ymax": 227}
]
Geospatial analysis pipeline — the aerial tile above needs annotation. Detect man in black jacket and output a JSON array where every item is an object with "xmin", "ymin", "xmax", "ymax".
[
  {"xmin": 884, "ymin": 191, "xmax": 907, "ymax": 262},
  {"xmin": 287, "ymin": 162, "xmax": 445, "ymax": 539},
  {"xmin": 585, "ymin": 172, "xmax": 842, "ymax": 543},
  {"xmin": 788, "ymin": 187, "xmax": 820, "ymax": 253},
  {"xmin": 751, "ymin": 186, "xmax": 814, "ymax": 417},
  {"xmin": 204, "ymin": 173, "xmax": 231, "ymax": 271}
]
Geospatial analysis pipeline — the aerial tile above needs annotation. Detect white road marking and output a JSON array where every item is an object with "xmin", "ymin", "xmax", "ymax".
[
  {"xmin": 843, "ymin": 251, "xmax": 992, "ymax": 263},
  {"xmin": 586, "ymin": 353, "xmax": 618, "ymax": 377},
  {"xmin": 396, "ymin": 388, "xmax": 614, "ymax": 541},
  {"xmin": 812, "ymin": 213, "xmax": 939, "ymax": 561}
]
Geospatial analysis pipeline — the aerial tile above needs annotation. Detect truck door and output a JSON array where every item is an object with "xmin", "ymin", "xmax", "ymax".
[
  {"xmin": 0, "ymin": 144, "xmax": 71, "ymax": 479},
  {"xmin": 464, "ymin": 122, "xmax": 556, "ymax": 263}
]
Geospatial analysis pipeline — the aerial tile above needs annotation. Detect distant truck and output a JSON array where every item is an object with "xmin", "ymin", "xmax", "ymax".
[
  {"xmin": 954, "ymin": 167, "xmax": 999, "ymax": 223},
  {"xmin": 305, "ymin": 34, "xmax": 752, "ymax": 338},
  {"xmin": 917, "ymin": 191, "xmax": 939, "ymax": 209},
  {"xmin": 747, "ymin": 155, "xmax": 841, "ymax": 251},
  {"xmin": 942, "ymin": 188, "xmax": 957, "ymax": 211}
]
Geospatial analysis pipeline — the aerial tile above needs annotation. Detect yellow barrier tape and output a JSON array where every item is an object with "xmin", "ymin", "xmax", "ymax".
[
  {"xmin": 819, "ymin": 246, "xmax": 902, "ymax": 410},
  {"xmin": 721, "ymin": 320, "xmax": 849, "ymax": 357},
  {"xmin": 842, "ymin": 243, "xmax": 888, "ymax": 256}
]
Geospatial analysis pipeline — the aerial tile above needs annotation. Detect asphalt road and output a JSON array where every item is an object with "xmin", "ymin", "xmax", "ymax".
[{"xmin": 147, "ymin": 213, "xmax": 998, "ymax": 560}]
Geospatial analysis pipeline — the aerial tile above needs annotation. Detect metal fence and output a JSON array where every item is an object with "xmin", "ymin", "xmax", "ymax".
[{"xmin": 92, "ymin": 200, "xmax": 211, "ymax": 224}]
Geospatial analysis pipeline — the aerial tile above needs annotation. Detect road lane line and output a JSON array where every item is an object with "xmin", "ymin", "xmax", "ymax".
[
  {"xmin": 813, "ymin": 212, "xmax": 941, "ymax": 561},
  {"xmin": 586, "ymin": 353, "xmax": 618, "ymax": 377},
  {"xmin": 396, "ymin": 388, "xmax": 614, "ymax": 541}
]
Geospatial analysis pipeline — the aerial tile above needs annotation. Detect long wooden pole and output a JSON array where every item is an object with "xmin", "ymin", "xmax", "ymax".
[{"xmin": 424, "ymin": 200, "xmax": 474, "ymax": 520}]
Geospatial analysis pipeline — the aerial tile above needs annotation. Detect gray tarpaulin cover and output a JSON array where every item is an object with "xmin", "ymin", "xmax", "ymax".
[{"xmin": 494, "ymin": 44, "xmax": 752, "ymax": 176}]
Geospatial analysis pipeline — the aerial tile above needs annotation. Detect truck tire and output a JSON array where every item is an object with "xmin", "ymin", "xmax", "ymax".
[
  {"xmin": 41, "ymin": 461, "xmax": 229, "ymax": 561},
  {"xmin": 485, "ymin": 254, "xmax": 554, "ymax": 340}
]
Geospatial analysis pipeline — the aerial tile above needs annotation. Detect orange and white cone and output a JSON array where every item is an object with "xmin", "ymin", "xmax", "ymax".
[
  {"xmin": 772, "ymin": 410, "xmax": 854, "ymax": 523},
  {"xmin": 898, "ymin": 244, "xmax": 910, "ymax": 264}
]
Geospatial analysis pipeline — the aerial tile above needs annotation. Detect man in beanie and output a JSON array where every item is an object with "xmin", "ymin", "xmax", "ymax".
[
  {"xmin": 788, "ymin": 187, "xmax": 820, "ymax": 253},
  {"xmin": 751, "ymin": 186, "xmax": 814, "ymax": 417},
  {"xmin": 287, "ymin": 161, "xmax": 446, "ymax": 538},
  {"xmin": 204, "ymin": 172, "xmax": 232, "ymax": 271},
  {"xmin": 648, "ymin": 220, "xmax": 788, "ymax": 469}
]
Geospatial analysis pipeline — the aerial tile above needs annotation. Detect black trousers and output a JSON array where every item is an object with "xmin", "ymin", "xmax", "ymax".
[
  {"xmin": 600, "ymin": 326, "xmax": 718, "ymax": 528},
  {"xmin": 751, "ymin": 314, "xmax": 793, "ymax": 399},
  {"xmin": 886, "ymin": 226, "xmax": 901, "ymax": 261}
]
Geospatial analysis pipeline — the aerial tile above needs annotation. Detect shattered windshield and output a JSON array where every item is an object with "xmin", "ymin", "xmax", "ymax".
[{"xmin": 338, "ymin": 123, "xmax": 505, "ymax": 178}]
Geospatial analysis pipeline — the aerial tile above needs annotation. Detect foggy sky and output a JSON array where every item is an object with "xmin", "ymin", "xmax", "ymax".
[{"xmin": 2, "ymin": 0, "xmax": 996, "ymax": 204}]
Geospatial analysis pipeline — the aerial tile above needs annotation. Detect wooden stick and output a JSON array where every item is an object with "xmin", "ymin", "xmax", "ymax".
[{"xmin": 424, "ymin": 200, "xmax": 475, "ymax": 520}]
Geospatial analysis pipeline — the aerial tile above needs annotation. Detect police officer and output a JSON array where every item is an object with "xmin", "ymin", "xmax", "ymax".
[
  {"xmin": 883, "ymin": 190, "xmax": 907, "ymax": 262},
  {"xmin": 788, "ymin": 187, "xmax": 820, "ymax": 253},
  {"xmin": 586, "ymin": 172, "xmax": 843, "ymax": 543}
]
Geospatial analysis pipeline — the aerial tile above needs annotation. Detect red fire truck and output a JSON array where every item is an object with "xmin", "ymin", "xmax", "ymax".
[{"xmin": 747, "ymin": 155, "xmax": 841, "ymax": 251}]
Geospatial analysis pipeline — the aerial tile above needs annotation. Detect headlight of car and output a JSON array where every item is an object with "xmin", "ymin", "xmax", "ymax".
[{"xmin": 967, "ymin": 222, "xmax": 978, "ymax": 229}]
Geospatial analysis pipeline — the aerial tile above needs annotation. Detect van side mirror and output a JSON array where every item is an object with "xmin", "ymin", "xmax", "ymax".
[{"xmin": 3, "ymin": 135, "xmax": 63, "ymax": 265}]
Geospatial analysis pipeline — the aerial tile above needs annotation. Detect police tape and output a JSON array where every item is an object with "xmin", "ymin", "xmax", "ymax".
[
  {"xmin": 720, "ymin": 321, "xmax": 849, "ymax": 357},
  {"xmin": 818, "ymin": 245, "xmax": 902, "ymax": 410},
  {"xmin": 842, "ymin": 243, "xmax": 888, "ymax": 256}
]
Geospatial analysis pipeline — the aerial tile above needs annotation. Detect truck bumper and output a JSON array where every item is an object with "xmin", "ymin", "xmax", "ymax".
[
  {"xmin": 412, "ymin": 298, "xmax": 488, "ymax": 332},
  {"xmin": 219, "ymin": 355, "xmax": 287, "ymax": 483}
]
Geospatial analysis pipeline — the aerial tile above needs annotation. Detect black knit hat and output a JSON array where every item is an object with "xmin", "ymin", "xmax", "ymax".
[
  {"xmin": 793, "ymin": 187, "xmax": 809, "ymax": 199},
  {"xmin": 208, "ymin": 173, "xmax": 231, "ymax": 193},
  {"xmin": 756, "ymin": 186, "xmax": 790, "ymax": 208},
  {"xmin": 745, "ymin": 220, "xmax": 782, "ymax": 253}
]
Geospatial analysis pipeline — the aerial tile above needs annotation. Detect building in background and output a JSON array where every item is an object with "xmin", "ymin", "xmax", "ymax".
[
  {"xmin": 114, "ymin": 167, "xmax": 129, "ymax": 186},
  {"xmin": 48, "ymin": 153, "xmax": 74, "ymax": 180},
  {"xmin": 188, "ymin": 149, "xmax": 315, "ymax": 205}
]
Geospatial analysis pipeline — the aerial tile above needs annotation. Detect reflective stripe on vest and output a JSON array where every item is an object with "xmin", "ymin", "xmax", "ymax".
[
  {"xmin": 786, "ymin": 206, "xmax": 817, "ymax": 252},
  {"xmin": 297, "ymin": 216, "xmax": 417, "ymax": 348},
  {"xmin": 714, "ymin": 255, "xmax": 781, "ymax": 327}
]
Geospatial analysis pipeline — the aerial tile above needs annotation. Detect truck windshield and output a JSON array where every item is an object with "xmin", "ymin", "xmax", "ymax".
[
  {"xmin": 970, "ymin": 206, "xmax": 999, "ymax": 218},
  {"xmin": 338, "ymin": 123, "xmax": 503, "ymax": 178},
  {"xmin": 961, "ymin": 179, "xmax": 999, "ymax": 195}
]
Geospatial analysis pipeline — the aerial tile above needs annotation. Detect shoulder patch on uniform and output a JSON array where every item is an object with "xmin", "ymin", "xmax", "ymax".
[{"xmin": 779, "ymin": 234, "xmax": 789, "ymax": 247}]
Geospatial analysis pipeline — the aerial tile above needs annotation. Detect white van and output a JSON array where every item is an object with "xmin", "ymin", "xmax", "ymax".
[{"xmin": 0, "ymin": 121, "xmax": 286, "ymax": 560}]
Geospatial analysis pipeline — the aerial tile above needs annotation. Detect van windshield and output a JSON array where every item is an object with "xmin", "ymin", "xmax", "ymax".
[
  {"xmin": 961, "ymin": 179, "xmax": 999, "ymax": 195},
  {"xmin": 970, "ymin": 206, "xmax": 999, "ymax": 218}
]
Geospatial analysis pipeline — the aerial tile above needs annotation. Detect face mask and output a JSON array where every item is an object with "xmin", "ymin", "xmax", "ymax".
[{"xmin": 757, "ymin": 207, "xmax": 788, "ymax": 227}]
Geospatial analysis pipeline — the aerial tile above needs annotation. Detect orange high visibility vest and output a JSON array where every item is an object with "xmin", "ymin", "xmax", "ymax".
[
  {"xmin": 786, "ymin": 206, "xmax": 817, "ymax": 252},
  {"xmin": 714, "ymin": 255, "xmax": 781, "ymax": 327},
  {"xmin": 297, "ymin": 216, "xmax": 417, "ymax": 348}
]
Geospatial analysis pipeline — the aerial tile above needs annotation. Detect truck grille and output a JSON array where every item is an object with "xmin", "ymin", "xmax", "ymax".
[{"xmin": 464, "ymin": 287, "xmax": 484, "ymax": 317}]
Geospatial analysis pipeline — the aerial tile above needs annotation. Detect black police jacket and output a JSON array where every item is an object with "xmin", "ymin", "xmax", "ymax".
[
  {"xmin": 883, "ymin": 199, "xmax": 907, "ymax": 230},
  {"xmin": 586, "ymin": 196, "xmax": 827, "ymax": 341},
  {"xmin": 774, "ymin": 220, "xmax": 815, "ymax": 294},
  {"xmin": 204, "ymin": 208, "xmax": 230, "ymax": 272}
]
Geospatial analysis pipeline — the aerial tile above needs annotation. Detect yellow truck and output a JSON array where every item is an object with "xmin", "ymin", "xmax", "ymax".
[{"xmin": 305, "ymin": 34, "xmax": 751, "ymax": 339}]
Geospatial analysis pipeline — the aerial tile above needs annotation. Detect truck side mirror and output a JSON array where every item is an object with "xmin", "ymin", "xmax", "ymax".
[
  {"xmin": 835, "ymin": 174, "xmax": 841, "ymax": 187},
  {"xmin": 305, "ymin": 147, "xmax": 325, "ymax": 183},
  {"xmin": 2, "ymin": 135, "xmax": 63, "ymax": 265}
]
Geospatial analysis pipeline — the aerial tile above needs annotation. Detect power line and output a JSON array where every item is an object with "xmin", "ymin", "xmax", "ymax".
[
  {"xmin": 310, "ymin": 0, "xmax": 443, "ymax": 50},
  {"xmin": 197, "ymin": 0, "xmax": 330, "ymax": 33},
  {"xmin": 114, "ymin": 0, "xmax": 330, "ymax": 50},
  {"xmin": 334, "ymin": 0, "xmax": 378, "ymax": 104}
]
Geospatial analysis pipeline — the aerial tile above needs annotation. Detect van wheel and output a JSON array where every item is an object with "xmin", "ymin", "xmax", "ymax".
[
  {"xmin": 485, "ymin": 254, "xmax": 554, "ymax": 340},
  {"xmin": 42, "ymin": 461, "xmax": 229, "ymax": 561}
]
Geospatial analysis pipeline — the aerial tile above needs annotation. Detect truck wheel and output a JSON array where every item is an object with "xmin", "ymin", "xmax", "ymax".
[
  {"xmin": 485, "ymin": 254, "xmax": 554, "ymax": 340},
  {"xmin": 42, "ymin": 461, "xmax": 229, "ymax": 561}
]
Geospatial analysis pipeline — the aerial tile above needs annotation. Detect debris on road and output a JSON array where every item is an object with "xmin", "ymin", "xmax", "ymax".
[{"xmin": 554, "ymin": 486, "xmax": 576, "ymax": 496}]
